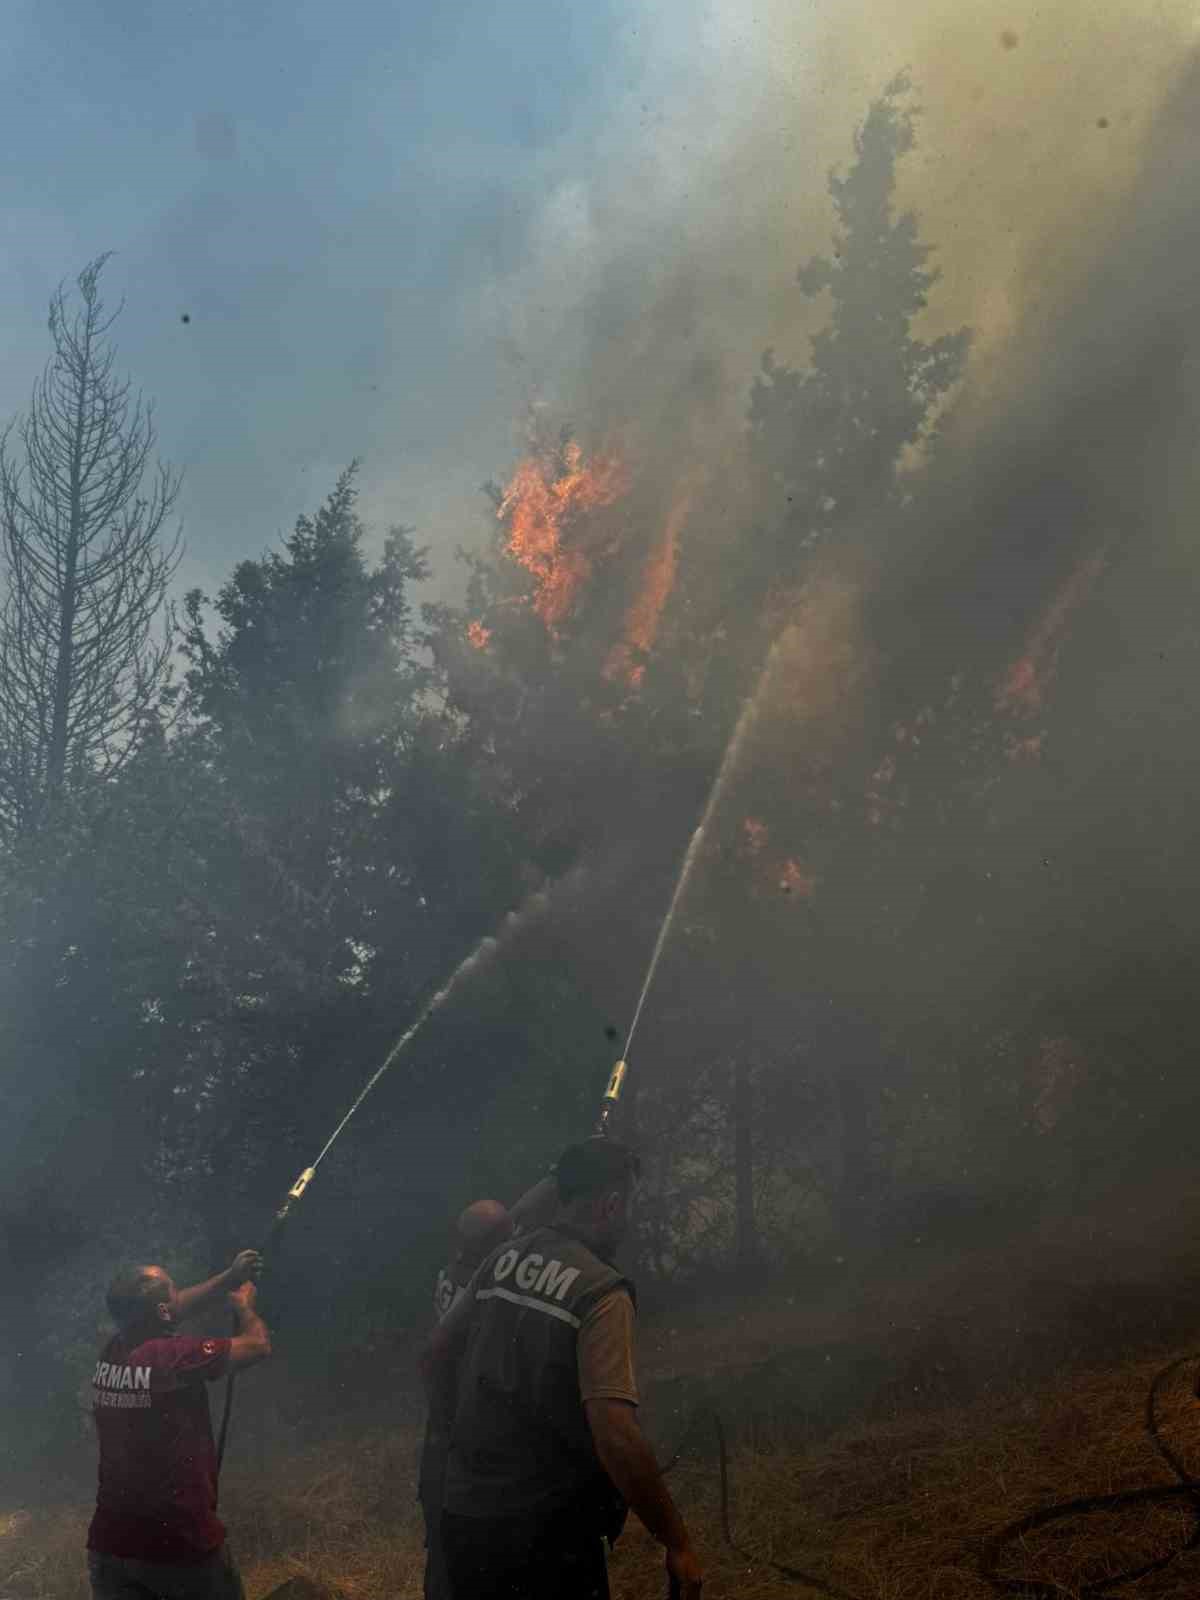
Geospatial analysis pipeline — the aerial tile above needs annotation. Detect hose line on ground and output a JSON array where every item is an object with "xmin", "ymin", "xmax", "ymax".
[
  {"xmin": 661, "ymin": 1409, "xmax": 860, "ymax": 1598},
  {"xmin": 979, "ymin": 1352, "xmax": 1200, "ymax": 1597},
  {"xmin": 662, "ymin": 1358, "xmax": 1200, "ymax": 1600}
]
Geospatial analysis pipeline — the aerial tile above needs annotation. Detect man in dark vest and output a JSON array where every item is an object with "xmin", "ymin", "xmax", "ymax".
[
  {"xmin": 425, "ymin": 1138, "xmax": 703, "ymax": 1600},
  {"xmin": 420, "ymin": 1174, "xmax": 559, "ymax": 1600}
]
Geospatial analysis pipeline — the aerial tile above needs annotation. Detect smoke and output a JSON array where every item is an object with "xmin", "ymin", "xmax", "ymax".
[
  {"xmin": 870, "ymin": 33, "xmax": 1200, "ymax": 704},
  {"xmin": 443, "ymin": 2, "xmax": 1200, "ymax": 1234},
  {"xmin": 459, "ymin": 0, "xmax": 1197, "ymax": 471},
  {"xmin": 445, "ymin": 0, "xmax": 1200, "ymax": 787}
]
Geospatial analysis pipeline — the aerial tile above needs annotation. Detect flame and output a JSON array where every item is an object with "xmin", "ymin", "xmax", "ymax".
[
  {"xmin": 742, "ymin": 817, "xmax": 769, "ymax": 855},
  {"xmin": 466, "ymin": 620, "xmax": 492, "ymax": 651},
  {"xmin": 778, "ymin": 858, "xmax": 815, "ymax": 897},
  {"xmin": 1005, "ymin": 731, "xmax": 1045, "ymax": 764},
  {"xmin": 740, "ymin": 819, "xmax": 815, "ymax": 899},
  {"xmin": 865, "ymin": 751, "xmax": 898, "ymax": 827},
  {"xmin": 996, "ymin": 551, "xmax": 1107, "ymax": 717},
  {"xmin": 498, "ymin": 440, "xmax": 627, "ymax": 628},
  {"xmin": 605, "ymin": 482, "xmax": 694, "ymax": 685}
]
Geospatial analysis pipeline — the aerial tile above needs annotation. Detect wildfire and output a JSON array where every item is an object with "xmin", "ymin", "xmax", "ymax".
[
  {"xmin": 1005, "ymin": 731, "xmax": 1045, "ymax": 764},
  {"xmin": 466, "ymin": 620, "xmax": 492, "ymax": 651},
  {"xmin": 498, "ymin": 440, "xmax": 627, "ymax": 628},
  {"xmin": 742, "ymin": 817, "xmax": 769, "ymax": 855},
  {"xmin": 996, "ymin": 551, "xmax": 1107, "ymax": 718},
  {"xmin": 605, "ymin": 482, "xmax": 694, "ymax": 686},
  {"xmin": 866, "ymin": 751, "xmax": 898, "ymax": 827},
  {"xmin": 740, "ymin": 819, "xmax": 815, "ymax": 899},
  {"xmin": 778, "ymin": 858, "xmax": 815, "ymax": 897},
  {"xmin": 863, "ymin": 705, "xmax": 939, "ymax": 825}
]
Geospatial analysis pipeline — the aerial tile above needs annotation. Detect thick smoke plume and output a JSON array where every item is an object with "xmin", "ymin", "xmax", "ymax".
[
  {"xmin": 444, "ymin": 6, "xmax": 1200, "ymax": 1276},
  {"xmin": 460, "ymin": 1, "xmax": 1200, "ymax": 786},
  {"xmin": 470, "ymin": 0, "xmax": 1197, "ymax": 467}
]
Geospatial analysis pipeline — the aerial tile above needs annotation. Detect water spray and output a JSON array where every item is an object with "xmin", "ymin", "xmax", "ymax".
[
  {"xmin": 219, "ymin": 631, "xmax": 784, "ymax": 1463},
  {"xmin": 595, "ymin": 634, "xmax": 787, "ymax": 1135},
  {"xmin": 215, "ymin": 872, "xmax": 582, "ymax": 1470}
]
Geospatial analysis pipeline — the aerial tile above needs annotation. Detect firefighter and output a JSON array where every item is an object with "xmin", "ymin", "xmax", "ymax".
[
  {"xmin": 424, "ymin": 1138, "xmax": 703, "ymax": 1600},
  {"xmin": 420, "ymin": 1174, "xmax": 560, "ymax": 1600},
  {"xmin": 86, "ymin": 1251, "xmax": 271, "ymax": 1600}
]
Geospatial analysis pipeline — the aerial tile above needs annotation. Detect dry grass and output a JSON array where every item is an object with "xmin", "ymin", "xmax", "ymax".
[
  {"xmin": 6, "ymin": 1351, "xmax": 1200, "ymax": 1600},
  {"xmin": 604, "ymin": 1351, "xmax": 1200, "ymax": 1599}
]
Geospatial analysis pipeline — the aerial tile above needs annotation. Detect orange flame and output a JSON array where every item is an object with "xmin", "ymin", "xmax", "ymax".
[
  {"xmin": 1005, "ymin": 731, "xmax": 1045, "ymax": 764},
  {"xmin": 742, "ymin": 817, "xmax": 769, "ymax": 855},
  {"xmin": 865, "ymin": 751, "xmax": 898, "ymax": 827},
  {"xmin": 466, "ymin": 620, "xmax": 492, "ymax": 651},
  {"xmin": 996, "ymin": 552, "xmax": 1106, "ymax": 718},
  {"xmin": 740, "ymin": 819, "xmax": 815, "ymax": 899},
  {"xmin": 498, "ymin": 441, "xmax": 627, "ymax": 628},
  {"xmin": 605, "ymin": 482, "xmax": 694, "ymax": 685},
  {"xmin": 778, "ymin": 859, "xmax": 815, "ymax": 898}
]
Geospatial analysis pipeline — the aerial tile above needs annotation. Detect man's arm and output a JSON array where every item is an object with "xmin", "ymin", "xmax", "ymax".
[
  {"xmin": 227, "ymin": 1282, "xmax": 271, "ymax": 1372},
  {"xmin": 578, "ymin": 1291, "xmax": 702, "ymax": 1596},
  {"xmin": 586, "ymin": 1399, "xmax": 703, "ymax": 1597},
  {"xmin": 508, "ymin": 1172, "xmax": 559, "ymax": 1234},
  {"xmin": 176, "ymin": 1250, "xmax": 262, "ymax": 1321}
]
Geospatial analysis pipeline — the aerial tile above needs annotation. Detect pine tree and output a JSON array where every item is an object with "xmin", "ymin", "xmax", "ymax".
[{"xmin": 0, "ymin": 257, "xmax": 181, "ymax": 837}]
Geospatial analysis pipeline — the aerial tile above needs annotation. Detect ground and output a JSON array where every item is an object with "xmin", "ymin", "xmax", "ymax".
[
  {"xmin": 6, "ymin": 1343, "xmax": 1200, "ymax": 1600},
  {"xmin": 10, "ymin": 1167, "xmax": 1200, "ymax": 1600}
]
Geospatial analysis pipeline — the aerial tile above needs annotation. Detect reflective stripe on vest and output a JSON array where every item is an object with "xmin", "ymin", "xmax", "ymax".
[{"xmin": 476, "ymin": 1285, "xmax": 583, "ymax": 1328}]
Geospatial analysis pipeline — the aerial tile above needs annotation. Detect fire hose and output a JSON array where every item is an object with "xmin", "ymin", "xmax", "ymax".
[
  {"xmin": 209, "ymin": 947, "xmax": 1200, "ymax": 1593},
  {"xmin": 215, "ymin": 1169, "xmax": 314, "ymax": 1471},
  {"xmin": 212, "ymin": 691, "xmax": 1200, "ymax": 1593},
  {"xmin": 216, "ymin": 1183, "xmax": 1200, "ymax": 1596},
  {"xmin": 215, "ymin": 643, "xmax": 738, "ymax": 1469},
  {"xmin": 979, "ymin": 1352, "xmax": 1200, "ymax": 1597},
  {"xmin": 660, "ymin": 1410, "xmax": 860, "ymax": 1599},
  {"xmin": 215, "ymin": 1037, "xmax": 632, "ymax": 1474},
  {"xmin": 212, "ymin": 1069, "xmax": 1200, "ymax": 1595},
  {"xmin": 659, "ymin": 1355, "xmax": 1200, "ymax": 1600},
  {"xmin": 215, "ymin": 1052, "xmax": 628, "ymax": 1472}
]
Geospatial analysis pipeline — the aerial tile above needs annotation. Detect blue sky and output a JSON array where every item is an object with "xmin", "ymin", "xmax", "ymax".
[{"xmin": 0, "ymin": 0, "xmax": 642, "ymax": 598}]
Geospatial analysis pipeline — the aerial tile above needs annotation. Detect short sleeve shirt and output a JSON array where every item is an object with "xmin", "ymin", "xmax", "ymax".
[
  {"xmin": 577, "ymin": 1288, "xmax": 639, "ymax": 1405},
  {"xmin": 88, "ymin": 1332, "xmax": 231, "ymax": 1563}
]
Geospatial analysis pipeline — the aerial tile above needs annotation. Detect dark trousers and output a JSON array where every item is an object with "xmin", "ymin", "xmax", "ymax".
[
  {"xmin": 87, "ymin": 1546, "xmax": 244, "ymax": 1600},
  {"xmin": 441, "ymin": 1507, "xmax": 609, "ymax": 1600},
  {"xmin": 422, "ymin": 1496, "xmax": 453, "ymax": 1600}
]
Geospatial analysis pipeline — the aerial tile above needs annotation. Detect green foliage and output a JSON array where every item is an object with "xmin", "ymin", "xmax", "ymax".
[{"xmin": 748, "ymin": 73, "xmax": 970, "ymax": 564}]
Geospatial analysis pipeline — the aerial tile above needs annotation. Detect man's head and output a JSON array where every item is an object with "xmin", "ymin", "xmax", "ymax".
[
  {"xmin": 105, "ymin": 1265, "xmax": 179, "ymax": 1336},
  {"xmin": 454, "ymin": 1200, "xmax": 513, "ymax": 1270},
  {"xmin": 555, "ymin": 1138, "xmax": 641, "ymax": 1255}
]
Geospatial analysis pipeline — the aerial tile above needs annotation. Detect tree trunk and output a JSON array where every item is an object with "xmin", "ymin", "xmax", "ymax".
[
  {"xmin": 834, "ymin": 1063, "xmax": 873, "ymax": 1247},
  {"xmin": 732, "ymin": 1055, "xmax": 760, "ymax": 1277},
  {"xmin": 46, "ymin": 345, "xmax": 89, "ymax": 799}
]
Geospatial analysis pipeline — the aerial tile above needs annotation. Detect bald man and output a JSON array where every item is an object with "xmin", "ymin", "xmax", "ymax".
[
  {"xmin": 420, "ymin": 1174, "xmax": 558, "ymax": 1600},
  {"xmin": 432, "ymin": 1201, "xmax": 511, "ymax": 1321}
]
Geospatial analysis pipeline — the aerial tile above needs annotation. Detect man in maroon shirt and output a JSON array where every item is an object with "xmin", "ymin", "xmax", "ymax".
[{"xmin": 87, "ymin": 1251, "xmax": 271, "ymax": 1600}]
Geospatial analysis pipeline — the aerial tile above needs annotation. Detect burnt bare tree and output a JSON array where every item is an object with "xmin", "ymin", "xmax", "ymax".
[{"xmin": 0, "ymin": 255, "xmax": 181, "ymax": 836}]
